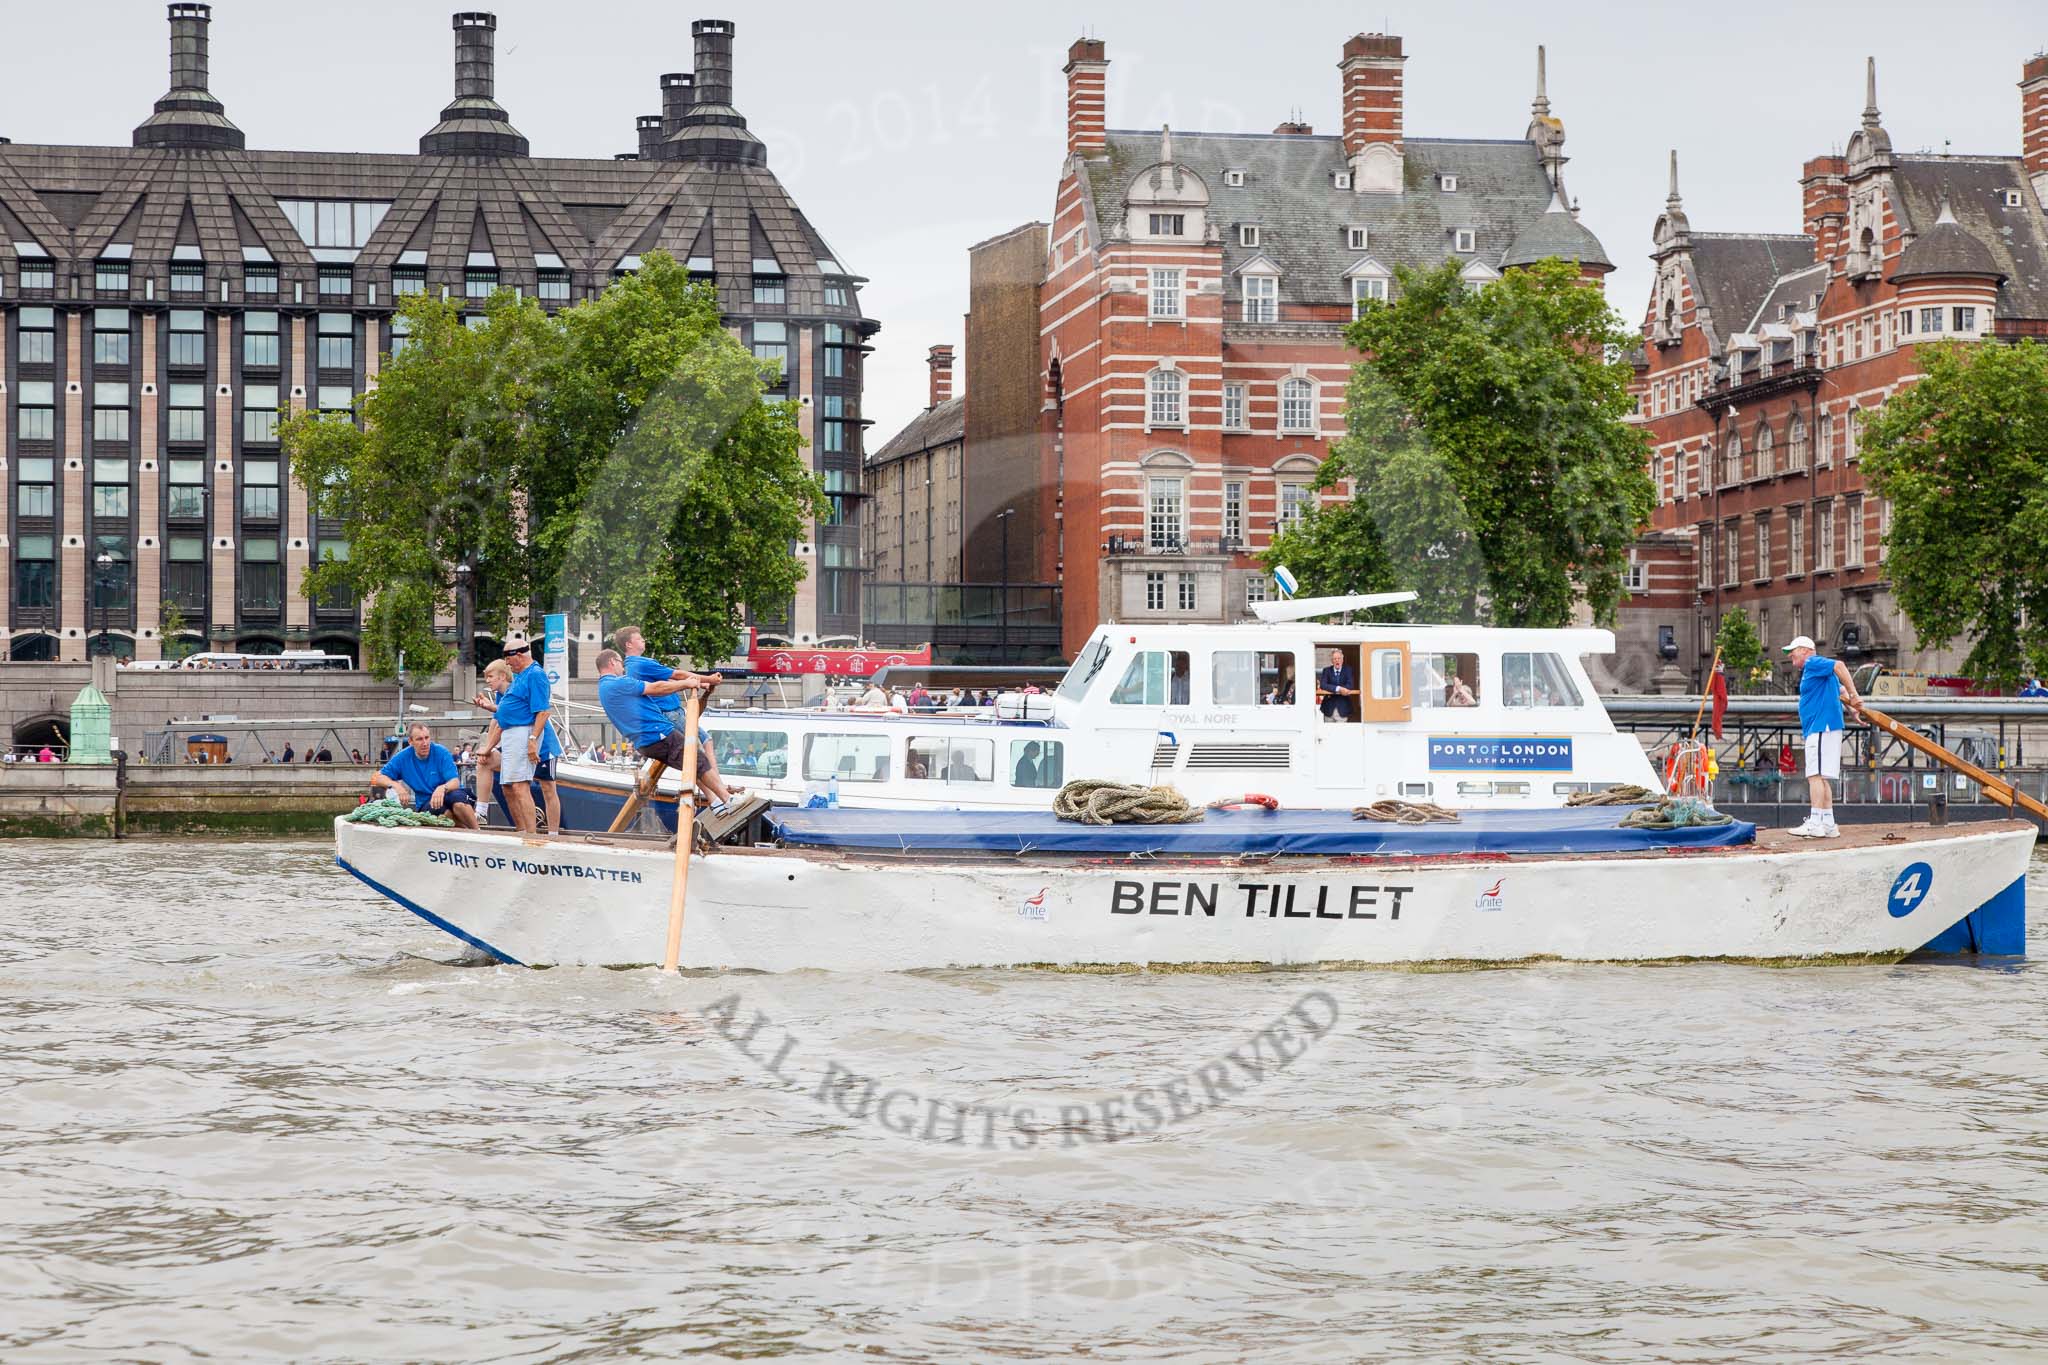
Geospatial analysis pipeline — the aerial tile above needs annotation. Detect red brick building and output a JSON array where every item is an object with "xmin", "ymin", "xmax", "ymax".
[
  {"xmin": 1620, "ymin": 57, "xmax": 2048, "ymax": 688},
  {"xmin": 1037, "ymin": 34, "xmax": 1611, "ymax": 657}
]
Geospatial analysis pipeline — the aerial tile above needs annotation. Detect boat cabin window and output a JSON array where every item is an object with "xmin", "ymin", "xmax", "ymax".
[
  {"xmin": 906, "ymin": 736, "xmax": 992, "ymax": 783},
  {"xmin": 1411, "ymin": 652, "xmax": 1480, "ymax": 708},
  {"xmin": 1110, "ymin": 650, "xmax": 1191, "ymax": 706},
  {"xmin": 1261, "ymin": 651, "xmax": 1300, "ymax": 705},
  {"xmin": 1368, "ymin": 648, "xmax": 1404, "ymax": 701},
  {"xmin": 1314, "ymin": 645, "xmax": 1360, "ymax": 721},
  {"xmin": 804, "ymin": 733, "xmax": 892, "ymax": 782},
  {"xmin": 705, "ymin": 727, "xmax": 789, "ymax": 779},
  {"xmin": 1210, "ymin": 651, "xmax": 1265, "ymax": 707},
  {"xmin": 1502, "ymin": 652, "xmax": 1583, "ymax": 709},
  {"xmin": 1057, "ymin": 637, "xmax": 1115, "ymax": 701},
  {"xmin": 1011, "ymin": 739, "xmax": 1065, "ymax": 788}
]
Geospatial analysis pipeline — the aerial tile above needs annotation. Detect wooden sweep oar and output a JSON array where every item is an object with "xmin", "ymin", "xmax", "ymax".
[
  {"xmin": 1859, "ymin": 704, "xmax": 2048, "ymax": 822},
  {"xmin": 660, "ymin": 688, "xmax": 704, "ymax": 974},
  {"xmin": 608, "ymin": 757, "xmax": 667, "ymax": 833}
]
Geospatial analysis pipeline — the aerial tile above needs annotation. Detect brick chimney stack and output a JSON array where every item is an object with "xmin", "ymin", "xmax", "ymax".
[
  {"xmin": 2024, "ymin": 54, "xmax": 2048, "ymax": 204},
  {"xmin": 1273, "ymin": 118, "xmax": 1314, "ymax": 135},
  {"xmin": 1801, "ymin": 155, "xmax": 1849, "ymax": 271},
  {"xmin": 1064, "ymin": 39, "xmax": 1108, "ymax": 156},
  {"xmin": 1339, "ymin": 33, "xmax": 1405, "ymax": 192},
  {"xmin": 927, "ymin": 345, "xmax": 955, "ymax": 409},
  {"xmin": 133, "ymin": 3, "xmax": 244, "ymax": 151}
]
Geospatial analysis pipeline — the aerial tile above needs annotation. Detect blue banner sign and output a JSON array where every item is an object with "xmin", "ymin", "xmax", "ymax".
[
  {"xmin": 542, "ymin": 613, "xmax": 568, "ymax": 692},
  {"xmin": 1427, "ymin": 736, "xmax": 1573, "ymax": 772}
]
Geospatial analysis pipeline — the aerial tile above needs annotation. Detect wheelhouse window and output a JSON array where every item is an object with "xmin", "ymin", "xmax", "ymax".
[
  {"xmin": 803, "ymin": 733, "xmax": 892, "ymax": 782},
  {"xmin": 905, "ymin": 737, "xmax": 993, "ymax": 783},
  {"xmin": 1056, "ymin": 636, "xmax": 1115, "ymax": 701},
  {"xmin": 1110, "ymin": 650, "xmax": 1191, "ymax": 706},
  {"xmin": 1502, "ymin": 653, "xmax": 1582, "ymax": 708},
  {"xmin": 703, "ymin": 728, "xmax": 789, "ymax": 779},
  {"xmin": 1411, "ymin": 652, "xmax": 1480, "ymax": 707},
  {"xmin": 1009, "ymin": 739, "xmax": 1064, "ymax": 789},
  {"xmin": 1212, "ymin": 650, "xmax": 1264, "ymax": 707}
]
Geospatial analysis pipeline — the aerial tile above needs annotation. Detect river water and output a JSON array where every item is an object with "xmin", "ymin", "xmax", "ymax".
[{"xmin": 2, "ymin": 838, "xmax": 2046, "ymax": 1362}]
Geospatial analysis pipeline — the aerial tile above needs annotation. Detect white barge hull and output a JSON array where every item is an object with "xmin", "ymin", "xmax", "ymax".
[{"xmin": 334, "ymin": 819, "xmax": 2033, "ymax": 972}]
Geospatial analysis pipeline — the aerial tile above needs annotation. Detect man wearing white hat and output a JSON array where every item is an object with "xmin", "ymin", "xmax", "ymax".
[{"xmin": 1782, "ymin": 634, "xmax": 1865, "ymax": 838}]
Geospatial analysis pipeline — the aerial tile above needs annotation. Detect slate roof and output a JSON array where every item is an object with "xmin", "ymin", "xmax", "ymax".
[
  {"xmin": 1890, "ymin": 156, "xmax": 2048, "ymax": 315},
  {"xmin": 1080, "ymin": 130, "xmax": 1607, "ymax": 304},
  {"xmin": 1683, "ymin": 233, "xmax": 1815, "ymax": 346},
  {"xmin": 1744, "ymin": 262, "xmax": 1831, "ymax": 333},
  {"xmin": 869, "ymin": 396, "xmax": 964, "ymax": 466},
  {"xmin": 1501, "ymin": 197, "xmax": 1614, "ymax": 270},
  {"xmin": 0, "ymin": 143, "xmax": 864, "ymax": 320}
]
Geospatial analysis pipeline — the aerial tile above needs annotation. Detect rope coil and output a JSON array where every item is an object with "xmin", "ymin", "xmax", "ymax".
[
  {"xmin": 1352, "ymin": 799, "xmax": 1462, "ymax": 825},
  {"xmin": 1617, "ymin": 796, "xmax": 1734, "ymax": 830},
  {"xmin": 1564, "ymin": 784, "xmax": 1659, "ymax": 807},
  {"xmin": 343, "ymin": 798, "xmax": 455, "ymax": 828},
  {"xmin": 1053, "ymin": 780, "xmax": 1205, "ymax": 825}
]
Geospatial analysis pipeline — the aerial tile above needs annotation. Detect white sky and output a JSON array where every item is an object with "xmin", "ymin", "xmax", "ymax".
[{"xmin": 6, "ymin": 1, "xmax": 2044, "ymax": 444}]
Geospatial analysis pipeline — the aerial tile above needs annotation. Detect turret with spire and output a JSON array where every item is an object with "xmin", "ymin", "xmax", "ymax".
[
  {"xmin": 1847, "ymin": 55, "xmax": 1894, "ymax": 176},
  {"xmin": 1525, "ymin": 45, "xmax": 1569, "ymax": 199},
  {"xmin": 1652, "ymin": 149, "xmax": 1691, "ymax": 256}
]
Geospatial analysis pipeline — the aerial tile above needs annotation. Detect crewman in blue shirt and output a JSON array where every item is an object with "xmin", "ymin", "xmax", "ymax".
[
  {"xmin": 1782, "ymin": 634, "xmax": 1865, "ymax": 838},
  {"xmin": 479, "ymin": 641, "xmax": 552, "ymax": 833},
  {"xmin": 611, "ymin": 624, "xmax": 736, "ymax": 803},
  {"xmin": 595, "ymin": 647, "xmax": 736, "ymax": 814},
  {"xmin": 476, "ymin": 655, "xmax": 563, "ymax": 834},
  {"xmin": 371, "ymin": 721, "xmax": 479, "ymax": 829}
]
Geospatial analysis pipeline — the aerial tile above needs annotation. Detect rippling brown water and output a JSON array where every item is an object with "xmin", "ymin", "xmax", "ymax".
[{"xmin": 2, "ymin": 838, "xmax": 2046, "ymax": 1361}]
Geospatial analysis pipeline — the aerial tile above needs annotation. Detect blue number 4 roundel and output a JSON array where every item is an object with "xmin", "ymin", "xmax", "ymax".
[{"xmin": 1888, "ymin": 862, "xmax": 1935, "ymax": 918}]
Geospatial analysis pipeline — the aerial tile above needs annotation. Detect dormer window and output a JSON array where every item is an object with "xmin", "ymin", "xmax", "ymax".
[
  {"xmin": 1149, "ymin": 213, "xmax": 1185, "ymax": 237},
  {"xmin": 1454, "ymin": 229, "xmax": 1477, "ymax": 253},
  {"xmin": 1351, "ymin": 276, "xmax": 1388, "ymax": 316},
  {"xmin": 2004, "ymin": 189, "xmax": 2025, "ymax": 208},
  {"xmin": 1439, "ymin": 175, "xmax": 1459, "ymax": 192},
  {"xmin": 1224, "ymin": 169, "xmax": 1245, "ymax": 187},
  {"xmin": 1332, "ymin": 172, "xmax": 1352, "ymax": 190},
  {"xmin": 1347, "ymin": 227, "xmax": 1369, "ymax": 251},
  {"xmin": 1238, "ymin": 224, "xmax": 1260, "ymax": 248},
  {"xmin": 1242, "ymin": 274, "xmax": 1278, "ymax": 324}
]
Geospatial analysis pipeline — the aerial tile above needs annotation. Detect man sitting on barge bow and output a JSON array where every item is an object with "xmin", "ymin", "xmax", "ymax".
[
  {"xmin": 594, "ymin": 648, "xmax": 738, "ymax": 814},
  {"xmin": 1783, "ymin": 634, "xmax": 1865, "ymax": 839},
  {"xmin": 372, "ymin": 722, "xmax": 480, "ymax": 829}
]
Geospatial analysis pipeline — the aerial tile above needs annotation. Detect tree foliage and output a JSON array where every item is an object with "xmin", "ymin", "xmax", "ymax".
[
  {"xmin": 286, "ymin": 252, "xmax": 822, "ymax": 678},
  {"xmin": 1264, "ymin": 258, "xmax": 1653, "ymax": 627},
  {"xmin": 1860, "ymin": 339, "xmax": 2048, "ymax": 689},
  {"xmin": 1713, "ymin": 607, "xmax": 1767, "ymax": 692}
]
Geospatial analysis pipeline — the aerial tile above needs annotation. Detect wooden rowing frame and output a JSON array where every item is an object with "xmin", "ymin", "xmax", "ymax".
[{"xmin": 1860, "ymin": 705, "xmax": 2048, "ymax": 822}]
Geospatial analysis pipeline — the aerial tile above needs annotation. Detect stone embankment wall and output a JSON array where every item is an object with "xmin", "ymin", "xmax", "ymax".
[{"xmin": 0, "ymin": 762, "xmax": 373, "ymax": 837}]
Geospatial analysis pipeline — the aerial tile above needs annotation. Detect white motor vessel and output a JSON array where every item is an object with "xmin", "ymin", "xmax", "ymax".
[{"xmin": 545, "ymin": 594, "xmax": 1665, "ymax": 830}]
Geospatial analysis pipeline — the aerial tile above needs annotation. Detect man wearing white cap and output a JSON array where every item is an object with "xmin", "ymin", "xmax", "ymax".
[{"xmin": 1782, "ymin": 634, "xmax": 1864, "ymax": 838}]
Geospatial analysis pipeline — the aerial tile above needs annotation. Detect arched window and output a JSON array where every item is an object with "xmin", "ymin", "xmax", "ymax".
[
  {"xmin": 1280, "ymin": 378, "xmax": 1315, "ymax": 432},
  {"xmin": 1787, "ymin": 412, "xmax": 1807, "ymax": 471},
  {"xmin": 1147, "ymin": 368, "xmax": 1185, "ymax": 428},
  {"xmin": 1754, "ymin": 422, "xmax": 1774, "ymax": 479},
  {"xmin": 1818, "ymin": 411, "xmax": 1833, "ymax": 468},
  {"xmin": 1723, "ymin": 433, "xmax": 1742, "ymax": 487}
]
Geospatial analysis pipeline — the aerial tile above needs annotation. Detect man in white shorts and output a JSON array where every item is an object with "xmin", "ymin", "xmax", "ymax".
[{"xmin": 1783, "ymin": 634, "xmax": 1864, "ymax": 838}]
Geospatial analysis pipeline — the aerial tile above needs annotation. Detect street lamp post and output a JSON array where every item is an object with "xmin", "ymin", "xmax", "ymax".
[
  {"xmin": 995, "ymin": 507, "xmax": 1015, "ymax": 664},
  {"xmin": 453, "ymin": 559, "xmax": 475, "ymax": 695}
]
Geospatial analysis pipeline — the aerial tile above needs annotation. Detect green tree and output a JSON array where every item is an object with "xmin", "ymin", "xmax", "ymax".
[
  {"xmin": 157, "ymin": 598, "xmax": 190, "ymax": 662},
  {"xmin": 286, "ymin": 290, "xmax": 559, "ymax": 678},
  {"xmin": 1713, "ymin": 606, "xmax": 1767, "ymax": 692},
  {"xmin": 1861, "ymin": 339, "xmax": 2048, "ymax": 689},
  {"xmin": 533, "ymin": 253, "xmax": 822, "ymax": 666},
  {"xmin": 1265, "ymin": 258, "xmax": 1652, "ymax": 626},
  {"xmin": 287, "ymin": 252, "xmax": 822, "ymax": 679}
]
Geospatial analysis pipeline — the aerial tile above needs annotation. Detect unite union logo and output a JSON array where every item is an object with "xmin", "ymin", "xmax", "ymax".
[
  {"xmin": 1020, "ymin": 887, "xmax": 1049, "ymax": 920},
  {"xmin": 1474, "ymin": 877, "xmax": 1506, "ymax": 912}
]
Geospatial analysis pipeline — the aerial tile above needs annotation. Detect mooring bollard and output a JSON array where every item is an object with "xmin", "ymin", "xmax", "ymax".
[{"xmin": 1925, "ymin": 788, "xmax": 1948, "ymax": 827}]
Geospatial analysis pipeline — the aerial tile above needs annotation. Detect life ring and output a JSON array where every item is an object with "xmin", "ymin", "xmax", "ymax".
[{"xmin": 1208, "ymin": 793, "xmax": 1280, "ymax": 811}]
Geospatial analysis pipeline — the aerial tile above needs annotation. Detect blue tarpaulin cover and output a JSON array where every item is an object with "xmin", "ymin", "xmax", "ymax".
[{"xmin": 768, "ymin": 806, "xmax": 1757, "ymax": 857}]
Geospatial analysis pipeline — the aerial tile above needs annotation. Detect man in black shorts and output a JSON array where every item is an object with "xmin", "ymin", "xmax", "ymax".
[{"xmin": 593, "ymin": 649, "xmax": 738, "ymax": 812}]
